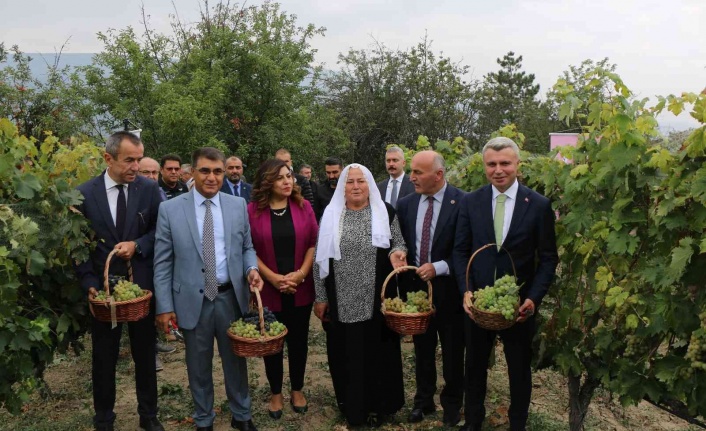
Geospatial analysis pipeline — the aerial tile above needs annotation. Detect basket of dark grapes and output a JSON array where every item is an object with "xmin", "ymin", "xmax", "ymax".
[
  {"xmin": 380, "ymin": 265, "xmax": 435, "ymax": 335},
  {"xmin": 464, "ymin": 243, "xmax": 521, "ymax": 331},
  {"xmin": 227, "ymin": 288, "xmax": 288, "ymax": 357},
  {"xmin": 89, "ymin": 249, "xmax": 152, "ymax": 324}
]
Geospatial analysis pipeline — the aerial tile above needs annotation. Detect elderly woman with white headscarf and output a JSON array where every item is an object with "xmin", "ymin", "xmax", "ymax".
[{"xmin": 313, "ymin": 163, "xmax": 408, "ymax": 428}]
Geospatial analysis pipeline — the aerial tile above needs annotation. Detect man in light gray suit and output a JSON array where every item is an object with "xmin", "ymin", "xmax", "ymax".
[{"xmin": 154, "ymin": 147, "xmax": 264, "ymax": 431}]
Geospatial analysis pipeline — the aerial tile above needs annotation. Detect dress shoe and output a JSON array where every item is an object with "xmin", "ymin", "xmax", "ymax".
[
  {"xmin": 290, "ymin": 398, "xmax": 308, "ymax": 414},
  {"xmin": 231, "ymin": 418, "xmax": 258, "ymax": 431},
  {"xmin": 95, "ymin": 425, "xmax": 114, "ymax": 431},
  {"xmin": 458, "ymin": 423, "xmax": 482, "ymax": 431},
  {"xmin": 196, "ymin": 426, "xmax": 213, "ymax": 431},
  {"xmin": 407, "ymin": 406, "xmax": 435, "ymax": 423},
  {"xmin": 442, "ymin": 410, "xmax": 461, "ymax": 427},
  {"xmin": 139, "ymin": 416, "xmax": 165, "ymax": 431}
]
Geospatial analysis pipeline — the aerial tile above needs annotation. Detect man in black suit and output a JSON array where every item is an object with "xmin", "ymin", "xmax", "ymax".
[
  {"xmin": 74, "ymin": 131, "xmax": 164, "ymax": 431},
  {"xmin": 377, "ymin": 146, "xmax": 415, "ymax": 208},
  {"xmin": 313, "ymin": 156, "xmax": 343, "ymax": 221},
  {"xmin": 220, "ymin": 156, "xmax": 252, "ymax": 202},
  {"xmin": 396, "ymin": 151, "xmax": 465, "ymax": 427},
  {"xmin": 452, "ymin": 137, "xmax": 558, "ymax": 431}
]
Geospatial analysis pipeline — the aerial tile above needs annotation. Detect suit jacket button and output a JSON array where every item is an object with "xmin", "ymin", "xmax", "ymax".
[
  {"xmin": 201, "ymin": 268, "xmax": 205, "ymax": 273},
  {"xmin": 199, "ymin": 289, "xmax": 204, "ymax": 293}
]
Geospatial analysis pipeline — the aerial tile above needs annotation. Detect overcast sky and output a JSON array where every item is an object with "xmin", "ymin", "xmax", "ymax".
[{"xmin": 2, "ymin": 0, "xmax": 705, "ymax": 130}]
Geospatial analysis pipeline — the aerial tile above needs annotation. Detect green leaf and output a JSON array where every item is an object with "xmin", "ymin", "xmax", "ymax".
[
  {"xmin": 666, "ymin": 237, "xmax": 694, "ymax": 282},
  {"xmin": 12, "ymin": 173, "xmax": 42, "ymax": 199},
  {"xmin": 28, "ymin": 250, "xmax": 46, "ymax": 275},
  {"xmin": 626, "ymin": 314, "xmax": 639, "ymax": 329},
  {"xmin": 56, "ymin": 314, "xmax": 71, "ymax": 334}
]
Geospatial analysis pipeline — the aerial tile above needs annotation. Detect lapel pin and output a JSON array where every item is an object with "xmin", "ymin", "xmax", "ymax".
[
  {"xmin": 525, "ymin": 197, "xmax": 529, "ymax": 203},
  {"xmin": 451, "ymin": 200, "xmax": 456, "ymax": 204}
]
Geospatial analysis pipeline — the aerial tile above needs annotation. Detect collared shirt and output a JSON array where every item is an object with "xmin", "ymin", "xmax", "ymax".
[
  {"xmin": 225, "ymin": 178, "xmax": 241, "ymax": 196},
  {"xmin": 415, "ymin": 183, "xmax": 449, "ymax": 276},
  {"xmin": 104, "ymin": 170, "xmax": 128, "ymax": 226},
  {"xmin": 491, "ymin": 179, "xmax": 519, "ymax": 245},
  {"xmin": 193, "ymin": 190, "xmax": 229, "ymax": 284},
  {"xmin": 384, "ymin": 172, "xmax": 406, "ymax": 204}
]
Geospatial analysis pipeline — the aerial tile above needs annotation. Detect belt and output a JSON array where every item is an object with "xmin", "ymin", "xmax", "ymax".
[{"xmin": 217, "ymin": 282, "xmax": 233, "ymax": 293}]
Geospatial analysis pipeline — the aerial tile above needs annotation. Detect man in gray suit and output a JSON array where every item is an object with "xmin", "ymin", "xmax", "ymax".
[{"xmin": 154, "ymin": 147, "xmax": 263, "ymax": 431}]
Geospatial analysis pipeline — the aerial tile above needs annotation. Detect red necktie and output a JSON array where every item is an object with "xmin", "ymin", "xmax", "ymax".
[{"xmin": 419, "ymin": 196, "xmax": 433, "ymax": 265}]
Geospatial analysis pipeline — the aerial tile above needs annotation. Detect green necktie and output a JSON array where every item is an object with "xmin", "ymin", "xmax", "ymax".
[{"xmin": 494, "ymin": 194, "xmax": 507, "ymax": 249}]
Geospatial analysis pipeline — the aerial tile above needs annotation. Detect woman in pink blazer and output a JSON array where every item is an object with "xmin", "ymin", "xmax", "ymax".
[{"xmin": 247, "ymin": 158, "xmax": 318, "ymax": 419}]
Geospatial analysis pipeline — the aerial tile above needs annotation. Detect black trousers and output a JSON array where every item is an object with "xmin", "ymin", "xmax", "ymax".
[
  {"xmin": 412, "ymin": 306, "xmax": 465, "ymax": 415},
  {"xmin": 91, "ymin": 309, "xmax": 158, "ymax": 427},
  {"xmin": 263, "ymin": 296, "xmax": 313, "ymax": 394},
  {"xmin": 463, "ymin": 314, "xmax": 536, "ymax": 431}
]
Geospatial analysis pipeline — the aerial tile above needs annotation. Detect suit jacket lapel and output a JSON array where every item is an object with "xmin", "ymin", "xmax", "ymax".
[
  {"xmin": 93, "ymin": 175, "xmax": 120, "ymax": 243},
  {"xmin": 432, "ymin": 187, "xmax": 455, "ymax": 246},
  {"xmin": 481, "ymin": 186, "xmax": 496, "ymax": 243},
  {"xmin": 506, "ymin": 184, "xmax": 530, "ymax": 241},
  {"xmin": 125, "ymin": 180, "xmax": 139, "ymax": 236},
  {"xmin": 221, "ymin": 194, "xmax": 233, "ymax": 259},
  {"xmin": 407, "ymin": 195, "xmax": 421, "ymax": 264},
  {"xmin": 182, "ymin": 192, "xmax": 203, "ymax": 261}
]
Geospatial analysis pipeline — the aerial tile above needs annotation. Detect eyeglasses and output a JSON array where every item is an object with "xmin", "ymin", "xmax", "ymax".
[
  {"xmin": 196, "ymin": 168, "xmax": 225, "ymax": 176},
  {"xmin": 139, "ymin": 170, "xmax": 159, "ymax": 175},
  {"xmin": 163, "ymin": 167, "xmax": 180, "ymax": 172}
]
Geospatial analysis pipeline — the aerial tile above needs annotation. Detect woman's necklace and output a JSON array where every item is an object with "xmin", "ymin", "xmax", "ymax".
[{"xmin": 271, "ymin": 205, "xmax": 288, "ymax": 217}]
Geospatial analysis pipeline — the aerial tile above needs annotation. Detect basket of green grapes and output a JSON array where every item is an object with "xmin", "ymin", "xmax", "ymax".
[
  {"xmin": 464, "ymin": 244, "xmax": 521, "ymax": 331},
  {"xmin": 227, "ymin": 288, "xmax": 288, "ymax": 357},
  {"xmin": 89, "ymin": 249, "xmax": 152, "ymax": 323},
  {"xmin": 380, "ymin": 265, "xmax": 435, "ymax": 335}
]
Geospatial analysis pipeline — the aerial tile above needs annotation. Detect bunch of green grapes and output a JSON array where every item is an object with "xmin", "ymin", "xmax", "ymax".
[
  {"xmin": 229, "ymin": 319, "xmax": 261, "ymax": 339},
  {"xmin": 112, "ymin": 280, "xmax": 145, "ymax": 302},
  {"xmin": 266, "ymin": 321, "xmax": 286, "ymax": 337},
  {"xmin": 473, "ymin": 275, "xmax": 520, "ymax": 321},
  {"xmin": 686, "ymin": 312, "xmax": 706, "ymax": 371},
  {"xmin": 384, "ymin": 297, "xmax": 405, "ymax": 313}
]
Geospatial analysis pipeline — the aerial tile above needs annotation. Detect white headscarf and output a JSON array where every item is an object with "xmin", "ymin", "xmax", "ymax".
[{"xmin": 315, "ymin": 163, "xmax": 391, "ymax": 279}]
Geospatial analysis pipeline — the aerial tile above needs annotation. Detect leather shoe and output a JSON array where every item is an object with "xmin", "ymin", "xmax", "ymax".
[
  {"xmin": 407, "ymin": 406, "xmax": 435, "ymax": 423},
  {"xmin": 95, "ymin": 425, "xmax": 114, "ymax": 431},
  {"xmin": 196, "ymin": 426, "xmax": 213, "ymax": 431},
  {"xmin": 443, "ymin": 410, "xmax": 461, "ymax": 427},
  {"xmin": 268, "ymin": 408, "xmax": 283, "ymax": 419},
  {"xmin": 231, "ymin": 418, "xmax": 258, "ymax": 431},
  {"xmin": 139, "ymin": 417, "xmax": 165, "ymax": 431}
]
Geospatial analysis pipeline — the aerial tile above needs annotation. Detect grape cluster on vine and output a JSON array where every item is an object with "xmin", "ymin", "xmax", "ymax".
[
  {"xmin": 383, "ymin": 291, "xmax": 431, "ymax": 314},
  {"xmin": 472, "ymin": 274, "xmax": 520, "ymax": 321},
  {"xmin": 94, "ymin": 279, "xmax": 145, "ymax": 302},
  {"xmin": 229, "ymin": 307, "xmax": 286, "ymax": 338},
  {"xmin": 686, "ymin": 312, "xmax": 706, "ymax": 371}
]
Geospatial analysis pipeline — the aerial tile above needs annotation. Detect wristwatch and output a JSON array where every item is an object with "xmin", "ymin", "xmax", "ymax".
[{"xmin": 133, "ymin": 241, "xmax": 142, "ymax": 256}]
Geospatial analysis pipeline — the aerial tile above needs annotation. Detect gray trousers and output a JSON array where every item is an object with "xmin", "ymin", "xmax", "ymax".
[{"xmin": 183, "ymin": 289, "xmax": 251, "ymax": 427}]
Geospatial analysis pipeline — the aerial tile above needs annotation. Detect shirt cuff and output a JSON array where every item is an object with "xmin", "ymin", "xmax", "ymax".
[
  {"xmin": 432, "ymin": 260, "xmax": 449, "ymax": 276},
  {"xmin": 245, "ymin": 266, "xmax": 259, "ymax": 276}
]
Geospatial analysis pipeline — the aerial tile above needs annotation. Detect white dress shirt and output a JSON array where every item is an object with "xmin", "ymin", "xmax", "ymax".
[
  {"xmin": 104, "ymin": 170, "xmax": 128, "ymax": 226},
  {"xmin": 491, "ymin": 179, "xmax": 519, "ymax": 245},
  {"xmin": 193, "ymin": 190, "xmax": 229, "ymax": 284},
  {"xmin": 415, "ymin": 183, "xmax": 450, "ymax": 276}
]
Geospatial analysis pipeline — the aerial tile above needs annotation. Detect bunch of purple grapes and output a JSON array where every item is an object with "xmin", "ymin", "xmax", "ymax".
[{"xmin": 242, "ymin": 307, "xmax": 277, "ymax": 332}]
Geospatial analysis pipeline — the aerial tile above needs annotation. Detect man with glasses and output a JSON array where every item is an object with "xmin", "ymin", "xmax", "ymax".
[
  {"xmin": 159, "ymin": 154, "xmax": 189, "ymax": 199},
  {"xmin": 154, "ymin": 147, "xmax": 263, "ymax": 431}
]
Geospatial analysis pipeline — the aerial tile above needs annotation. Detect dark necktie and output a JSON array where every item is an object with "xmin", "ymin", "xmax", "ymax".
[
  {"xmin": 203, "ymin": 200, "xmax": 218, "ymax": 301},
  {"xmin": 115, "ymin": 184, "xmax": 126, "ymax": 240},
  {"xmin": 390, "ymin": 179, "xmax": 399, "ymax": 207},
  {"xmin": 234, "ymin": 183, "xmax": 240, "ymax": 197},
  {"xmin": 419, "ymin": 196, "xmax": 434, "ymax": 265}
]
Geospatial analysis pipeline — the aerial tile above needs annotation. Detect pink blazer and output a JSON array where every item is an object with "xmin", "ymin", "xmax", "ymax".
[{"xmin": 247, "ymin": 198, "xmax": 318, "ymax": 311}]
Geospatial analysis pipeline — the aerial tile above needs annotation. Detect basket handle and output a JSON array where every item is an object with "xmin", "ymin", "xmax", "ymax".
[
  {"xmin": 381, "ymin": 265, "xmax": 433, "ymax": 305},
  {"xmin": 102, "ymin": 248, "xmax": 133, "ymax": 294},
  {"xmin": 464, "ymin": 243, "xmax": 517, "ymax": 294},
  {"xmin": 252, "ymin": 288, "xmax": 267, "ymax": 338}
]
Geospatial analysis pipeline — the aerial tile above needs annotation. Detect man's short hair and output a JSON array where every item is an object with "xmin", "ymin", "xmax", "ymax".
[
  {"xmin": 105, "ymin": 131, "xmax": 142, "ymax": 158},
  {"xmin": 181, "ymin": 163, "xmax": 192, "ymax": 173},
  {"xmin": 482, "ymin": 137, "xmax": 520, "ymax": 158},
  {"xmin": 324, "ymin": 157, "xmax": 343, "ymax": 168},
  {"xmin": 192, "ymin": 147, "xmax": 226, "ymax": 167},
  {"xmin": 386, "ymin": 146, "xmax": 405, "ymax": 157},
  {"xmin": 432, "ymin": 152, "xmax": 446, "ymax": 172},
  {"xmin": 275, "ymin": 148, "xmax": 291, "ymax": 157},
  {"xmin": 160, "ymin": 154, "xmax": 182, "ymax": 167},
  {"xmin": 299, "ymin": 163, "xmax": 312, "ymax": 171}
]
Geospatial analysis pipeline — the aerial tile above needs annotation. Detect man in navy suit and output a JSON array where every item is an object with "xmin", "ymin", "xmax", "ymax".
[
  {"xmin": 74, "ymin": 131, "xmax": 164, "ymax": 431},
  {"xmin": 220, "ymin": 156, "xmax": 252, "ymax": 202},
  {"xmin": 377, "ymin": 146, "xmax": 415, "ymax": 208},
  {"xmin": 396, "ymin": 151, "xmax": 465, "ymax": 427},
  {"xmin": 154, "ymin": 147, "xmax": 263, "ymax": 431},
  {"xmin": 452, "ymin": 137, "xmax": 558, "ymax": 431}
]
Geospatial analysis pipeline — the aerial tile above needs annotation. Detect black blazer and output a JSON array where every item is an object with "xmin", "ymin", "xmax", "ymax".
[
  {"xmin": 452, "ymin": 183, "xmax": 558, "ymax": 307},
  {"xmin": 397, "ymin": 185, "xmax": 465, "ymax": 311},
  {"xmin": 377, "ymin": 174, "xmax": 415, "ymax": 206},
  {"xmin": 220, "ymin": 180, "xmax": 252, "ymax": 202},
  {"xmin": 74, "ymin": 173, "xmax": 163, "ymax": 294}
]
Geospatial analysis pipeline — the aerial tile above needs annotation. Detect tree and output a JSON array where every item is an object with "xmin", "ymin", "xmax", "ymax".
[
  {"xmin": 83, "ymin": 1, "xmax": 349, "ymax": 171},
  {"xmin": 473, "ymin": 52, "xmax": 551, "ymax": 153},
  {"xmin": 0, "ymin": 119, "xmax": 103, "ymax": 413},
  {"xmin": 323, "ymin": 36, "xmax": 477, "ymax": 178}
]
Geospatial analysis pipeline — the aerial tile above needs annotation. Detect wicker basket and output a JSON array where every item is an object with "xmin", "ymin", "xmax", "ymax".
[
  {"xmin": 227, "ymin": 288, "xmax": 288, "ymax": 358},
  {"xmin": 89, "ymin": 249, "xmax": 152, "ymax": 324},
  {"xmin": 380, "ymin": 265, "xmax": 435, "ymax": 335},
  {"xmin": 464, "ymin": 243, "xmax": 520, "ymax": 331}
]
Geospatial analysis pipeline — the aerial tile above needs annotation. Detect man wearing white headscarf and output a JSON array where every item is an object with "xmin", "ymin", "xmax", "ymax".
[{"xmin": 313, "ymin": 163, "xmax": 408, "ymax": 428}]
